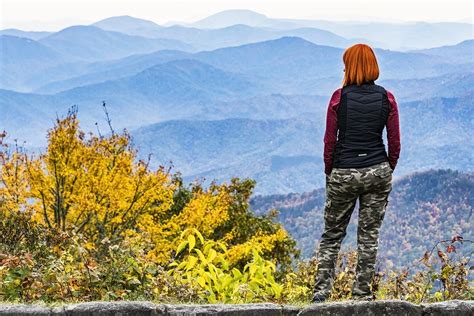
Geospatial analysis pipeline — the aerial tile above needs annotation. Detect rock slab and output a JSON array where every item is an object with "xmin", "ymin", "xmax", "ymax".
[{"xmin": 0, "ymin": 300, "xmax": 472, "ymax": 316}]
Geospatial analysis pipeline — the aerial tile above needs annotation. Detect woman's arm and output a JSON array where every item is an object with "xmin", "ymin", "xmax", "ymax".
[
  {"xmin": 386, "ymin": 90, "xmax": 401, "ymax": 170},
  {"xmin": 323, "ymin": 88, "xmax": 342, "ymax": 175}
]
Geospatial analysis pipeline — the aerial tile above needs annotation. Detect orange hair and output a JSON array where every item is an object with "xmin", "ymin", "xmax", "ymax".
[{"xmin": 342, "ymin": 44, "xmax": 380, "ymax": 87}]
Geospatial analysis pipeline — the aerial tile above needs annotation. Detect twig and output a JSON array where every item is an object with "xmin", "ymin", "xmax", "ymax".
[{"xmin": 102, "ymin": 101, "xmax": 115, "ymax": 136}]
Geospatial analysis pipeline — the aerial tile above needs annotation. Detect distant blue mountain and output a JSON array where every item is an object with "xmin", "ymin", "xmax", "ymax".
[
  {"xmin": 373, "ymin": 47, "xmax": 469, "ymax": 79},
  {"xmin": 0, "ymin": 29, "xmax": 51, "ymax": 40},
  {"xmin": 36, "ymin": 50, "xmax": 192, "ymax": 94},
  {"xmin": 93, "ymin": 17, "xmax": 358, "ymax": 51},
  {"xmin": 0, "ymin": 89, "xmax": 60, "ymax": 144},
  {"xmin": 0, "ymin": 26, "xmax": 197, "ymax": 91},
  {"xmin": 0, "ymin": 58, "xmax": 263, "ymax": 145},
  {"xmin": 195, "ymin": 94, "xmax": 328, "ymax": 121},
  {"xmin": 39, "ymin": 25, "xmax": 194, "ymax": 61},
  {"xmin": 3, "ymin": 36, "xmax": 472, "ymax": 111},
  {"xmin": 33, "ymin": 36, "xmax": 344, "ymax": 94},
  {"xmin": 186, "ymin": 9, "xmax": 474, "ymax": 50},
  {"xmin": 131, "ymin": 116, "xmax": 325, "ymax": 194},
  {"xmin": 380, "ymin": 71, "xmax": 474, "ymax": 100},
  {"xmin": 93, "ymin": 15, "xmax": 163, "ymax": 34},
  {"xmin": 292, "ymin": 20, "xmax": 474, "ymax": 51},
  {"xmin": 194, "ymin": 37, "xmax": 467, "ymax": 88},
  {"xmin": 22, "ymin": 35, "xmax": 467, "ymax": 98},
  {"xmin": 197, "ymin": 36, "xmax": 342, "ymax": 78},
  {"xmin": 0, "ymin": 35, "xmax": 63, "ymax": 64},
  {"xmin": 3, "ymin": 18, "xmax": 471, "ymax": 92},
  {"xmin": 35, "ymin": 36, "xmax": 344, "ymax": 94},
  {"xmin": 191, "ymin": 9, "xmax": 269, "ymax": 29},
  {"xmin": 411, "ymin": 39, "xmax": 474, "ymax": 64},
  {"xmin": 57, "ymin": 58, "xmax": 259, "ymax": 106},
  {"xmin": 0, "ymin": 35, "xmax": 65, "ymax": 91}
]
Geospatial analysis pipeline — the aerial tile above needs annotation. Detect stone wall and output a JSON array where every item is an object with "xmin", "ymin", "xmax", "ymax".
[{"xmin": 0, "ymin": 300, "xmax": 472, "ymax": 316}]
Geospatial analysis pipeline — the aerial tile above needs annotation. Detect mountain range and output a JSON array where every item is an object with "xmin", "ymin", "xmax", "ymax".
[
  {"xmin": 181, "ymin": 10, "xmax": 473, "ymax": 50},
  {"xmin": 1, "ymin": 10, "xmax": 473, "ymax": 195}
]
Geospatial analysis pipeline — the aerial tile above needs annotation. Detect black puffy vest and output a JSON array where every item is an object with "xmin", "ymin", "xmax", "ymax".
[{"xmin": 332, "ymin": 81, "xmax": 391, "ymax": 168}]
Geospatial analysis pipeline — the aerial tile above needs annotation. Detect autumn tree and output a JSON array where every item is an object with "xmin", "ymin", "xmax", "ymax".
[{"xmin": 24, "ymin": 109, "xmax": 174, "ymax": 244}]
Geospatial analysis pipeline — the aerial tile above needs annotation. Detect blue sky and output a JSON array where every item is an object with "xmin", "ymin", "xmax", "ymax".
[{"xmin": 1, "ymin": 0, "xmax": 473, "ymax": 31}]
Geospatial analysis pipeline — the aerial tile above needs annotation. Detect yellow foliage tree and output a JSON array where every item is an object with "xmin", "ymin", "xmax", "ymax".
[{"xmin": 24, "ymin": 109, "xmax": 175, "ymax": 243}]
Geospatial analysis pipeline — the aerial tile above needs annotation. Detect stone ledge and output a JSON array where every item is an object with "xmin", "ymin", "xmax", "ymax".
[
  {"xmin": 165, "ymin": 303, "xmax": 299, "ymax": 316},
  {"xmin": 421, "ymin": 300, "xmax": 474, "ymax": 316},
  {"xmin": 298, "ymin": 300, "xmax": 422, "ymax": 316},
  {"xmin": 0, "ymin": 300, "xmax": 472, "ymax": 316}
]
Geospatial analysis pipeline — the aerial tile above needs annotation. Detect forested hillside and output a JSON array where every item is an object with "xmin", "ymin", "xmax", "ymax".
[{"xmin": 251, "ymin": 169, "xmax": 474, "ymax": 269}]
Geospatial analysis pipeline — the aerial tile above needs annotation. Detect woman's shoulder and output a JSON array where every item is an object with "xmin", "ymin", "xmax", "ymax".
[
  {"xmin": 376, "ymin": 86, "xmax": 398, "ymax": 109},
  {"xmin": 385, "ymin": 89, "xmax": 396, "ymax": 100},
  {"xmin": 328, "ymin": 87, "xmax": 343, "ymax": 107},
  {"xmin": 331, "ymin": 87, "xmax": 343, "ymax": 95}
]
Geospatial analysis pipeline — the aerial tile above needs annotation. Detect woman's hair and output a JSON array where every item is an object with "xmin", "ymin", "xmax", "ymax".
[{"xmin": 342, "ymin": 44, "xmax": 380, "ymax": 86}]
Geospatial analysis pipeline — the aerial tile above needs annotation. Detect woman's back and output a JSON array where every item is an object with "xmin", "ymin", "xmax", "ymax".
[
  {"xmin": 335, "ymin": 82, "xmax": 390, "ymax": 168},
  {"xmin": 323, "ymin": 81, "xmax": 400, "ymax": 175}
]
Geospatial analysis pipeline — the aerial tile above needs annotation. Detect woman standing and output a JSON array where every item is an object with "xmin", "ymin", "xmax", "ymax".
[{"xmin": 312, "ymin": 44, "xmax": 401, "ymax": 303}]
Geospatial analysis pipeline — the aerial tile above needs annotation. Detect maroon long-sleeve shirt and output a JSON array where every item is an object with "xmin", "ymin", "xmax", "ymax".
[{"xmin": 323, "ymin": 88, "xmax": 401, "ymax": 175}]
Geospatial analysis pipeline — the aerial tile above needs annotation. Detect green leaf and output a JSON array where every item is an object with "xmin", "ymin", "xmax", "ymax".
[
  {"xmin": 208, "ymin": 291, "xmax": 217, "ymax": 303},
  {"xmin": 203, "ymin": 242, "xmax": 213, "ymax": 255},
  {"xmin": 193, "ymin": 228, "xmax": 204, "ymax": 244},
  {"xmin": 196, "ymin": 276, "xmax": 206, "ymax": 287},
  {"xmin": 186, "ymin": 255, "xmax": 198, "ymax": 270},
  {"xmin": 208, "ymin": 249, "xmax": 217, "ymax": 263},
  {"xmin": 176, "ymin": 240, "xmax": 188, "ymax": 255},
  {"xmin": 232, "ymin": 268, "xmax": 242, "ymax": 279},
  {"xmin": 218, "ymin": 243, "xmax": 227, "ymax": 252},
  {"xmin": 180, "ymin": 228, "xmax": 190, "ymax": 239},
  {"xmin": 249, "ymin": 264, "xmax": 257, "ymax": 276},
  {"xmin": 188, "ymin": 235, "xmax": 196, "ymax": 252},
  {"xmin": 195, "ymin": 249, "xmax": 207, "ymax": 263},
  {"xmin": 271, "ymin": 282, "xmax": 283, "ymax": 298}
]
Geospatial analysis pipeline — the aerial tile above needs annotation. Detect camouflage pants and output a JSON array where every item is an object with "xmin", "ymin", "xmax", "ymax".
[{"xmin": 314, "ymin": 161, "xmax": 393, "ymax": 299}]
